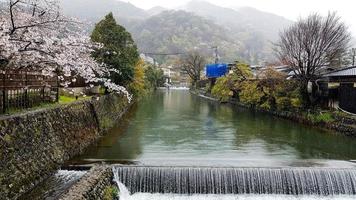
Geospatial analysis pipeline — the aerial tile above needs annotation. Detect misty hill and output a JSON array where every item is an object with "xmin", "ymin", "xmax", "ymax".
[
  {"xmin": 60, "ymin": 0, "xmax": 148, "ymax": 22},
  {"xmin": 59, "ymin": 0, "xmax": 294, "ymax": 64},
  {"xmin": 128, "ymin": 10, "xmax": 240, "ymax": 63},
  {"xmin": 182, "ymin": 0, "xmax": 292, "ymax": 42},
  {"xmin": 147, "ymin": 6, "xmax": 168, "ymax": 16}
]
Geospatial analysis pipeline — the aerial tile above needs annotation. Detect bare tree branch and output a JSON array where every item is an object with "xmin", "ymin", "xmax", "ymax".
[
  {"xmin": 274, "ymin": 12, "xmax": 351, "ymax": 105},
  {"xmin": 180, "ymin": 51, "xmax": 206, "ymax": 87}
]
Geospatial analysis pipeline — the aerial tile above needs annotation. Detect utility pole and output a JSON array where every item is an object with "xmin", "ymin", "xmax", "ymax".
[
  {"xmin": 352, "ymin": 48, "xmax": 356, "ymax": 66},
  {"xmin": 211, "ymin": 46, "xmax": 219, "ymax": 64},
  {"xmin": 208, "ymin": 46, "xmax": 219, "ymax": 90},
  {"xmin": 153, "ymin": 58, "xmax": 158, "ymax": 67}
]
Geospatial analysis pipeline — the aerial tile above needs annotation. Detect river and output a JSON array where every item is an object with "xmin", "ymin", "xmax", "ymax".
[{"xmin": 74, "ymin": 89, "xmax": 356, "ymax": 168}]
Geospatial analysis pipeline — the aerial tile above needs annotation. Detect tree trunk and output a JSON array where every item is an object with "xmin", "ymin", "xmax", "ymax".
[
  {"xmin": 192, "ymin": 80, "xmax": 197, "ymax": 89},
  {"xmin": 300, "ymin": 80, "xmax": 311, "ymax": 108}
]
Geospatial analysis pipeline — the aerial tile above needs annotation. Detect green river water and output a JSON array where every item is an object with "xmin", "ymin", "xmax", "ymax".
[{"xmin": 74, "ymin": 89, "xmax": 356, "ymax": 168}]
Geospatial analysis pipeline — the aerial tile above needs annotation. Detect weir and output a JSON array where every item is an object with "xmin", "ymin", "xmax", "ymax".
[{"xmin": 113, "ymin": 166, "xmax": 356, "ymax": 196}]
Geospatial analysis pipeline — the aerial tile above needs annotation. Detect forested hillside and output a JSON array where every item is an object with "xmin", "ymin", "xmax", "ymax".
[
  {"xmin": 129, "ymin": 11, "xmax": 240, "ymax": 63},
  {"xmin": 60, "ymin": 0, "xmax": 294, "ymax": 64}
]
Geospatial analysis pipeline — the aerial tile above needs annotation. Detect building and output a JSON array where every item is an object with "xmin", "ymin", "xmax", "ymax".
[
  {"xmin": 140, "ymin": 54, "xmax": 155, "ymax": 65},
  {"xmin": 249, "ymin": 65, "xmax": 294, "ymax": 78},
  {"xmin": 161, "ymin": 65, "xmax": 175, "ymax": 84},
  {"xmin": 160, "ymin": 65, "xmax": 190, "ymax": 87},
  {"xmin": 323, "ymin": 66, "xmax": 356, "ymax": 114}
]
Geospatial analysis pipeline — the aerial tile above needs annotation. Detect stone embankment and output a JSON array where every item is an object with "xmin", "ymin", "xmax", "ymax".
[
  {"xmin": 59, "ymin": 166, "xmax": 116, "ymax": 200},
  {"xmin": 0, "ymin": 94, "xmax": 130, "ymax": 199}
]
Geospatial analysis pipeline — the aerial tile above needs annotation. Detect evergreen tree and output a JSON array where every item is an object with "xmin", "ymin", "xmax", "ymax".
[
  {"xmin": 91, "ymin": 13, "xmax": 139, "ymax": 86},
  {"xmin": 145, "ymin": 65, "xmax": 165, "ymax": 89}
]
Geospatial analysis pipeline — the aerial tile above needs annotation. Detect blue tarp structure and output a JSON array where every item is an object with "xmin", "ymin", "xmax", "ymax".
[{"xmin": 206, "ymin": 63, "xmax": 228, "ymax": 78}]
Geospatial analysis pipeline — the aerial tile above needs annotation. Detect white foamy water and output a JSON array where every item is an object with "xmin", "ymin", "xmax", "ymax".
[
  {"xmin": 115, "ymin": 177, "xmax": 356, "ymax": 200},
  {"xmin": 158, "ymin": 87, "xmax": 190, "ymax": 90},
  {"xmin": 113, "ymin": 167, "xmax": 356, "ymax": 200},
  {"xmin": 121, "ymin": 193, "xmax": 356, "ymax": 200}
]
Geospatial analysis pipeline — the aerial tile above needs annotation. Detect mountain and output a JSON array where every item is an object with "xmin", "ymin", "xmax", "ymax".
[
  {"xmin": 147, "ymin": 6, "xmax": 168, "ymax": 16},
  {"xmin": 60, "ymin": 0, "xmax": 148, "ymax": 22},
  {"xmin": 181, "ymin": 0, "xmax": 293, "ymax": 63},
  {"xmin": 128, "ymin": 10, "xmax": 240, "ymax": 63},
  {"xmin": 59, "ymin": 0, "xmax": 294, "ymax": 64},
  {"xmin": 182, "ymin": 0, "xmax": 292, "ymax": 41}
]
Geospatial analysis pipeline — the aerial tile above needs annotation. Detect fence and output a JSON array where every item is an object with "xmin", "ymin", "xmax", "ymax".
[{"xmin": 0, "ymin": 70, "xmax": 59, "ymax": 113}]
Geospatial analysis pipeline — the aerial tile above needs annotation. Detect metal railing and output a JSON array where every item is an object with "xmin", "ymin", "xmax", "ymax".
[{"xmin": 0, "ymin": 71, "xmax": 59, "ymax": 113}]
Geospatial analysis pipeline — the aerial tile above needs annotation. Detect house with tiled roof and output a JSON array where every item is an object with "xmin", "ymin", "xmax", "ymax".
[{"xmin": 323, "ymin": 66, "xmax": 356, "ymax": 114}]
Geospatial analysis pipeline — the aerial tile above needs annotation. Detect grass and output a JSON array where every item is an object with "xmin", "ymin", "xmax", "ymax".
[
  {"xmin": 306, "ymin": 112, "xmax": 335, "ymax": 124},
  {"xmin": 59, "ymin": 95, "xmax": 92, "ymax": 104},
  {"xmin": 3, "ymin": 95, "xmax": 94, "ymax": 115}
]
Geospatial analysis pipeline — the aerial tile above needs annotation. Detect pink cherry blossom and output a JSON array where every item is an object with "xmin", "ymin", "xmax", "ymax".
[{"xmin": 0, "ymin": 0, "xmax": 132, "ymax": 101}]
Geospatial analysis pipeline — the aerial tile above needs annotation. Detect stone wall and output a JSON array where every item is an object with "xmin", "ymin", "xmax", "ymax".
[
  {"xmin": 59, "ymin": 166, "xmax": 115, "ymax": 200},
  {"xmin": 0, "ymin": 94, "xmax": 129, "ymax": 199},
  {"xmin": 92, "ymin": 94, "xmax": 130, "ymax": 132}
]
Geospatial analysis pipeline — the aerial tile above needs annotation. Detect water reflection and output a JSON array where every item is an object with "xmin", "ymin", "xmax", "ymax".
[{"xmin": 76, "ymin": 90, "xmax": 356, "ymax": 168}]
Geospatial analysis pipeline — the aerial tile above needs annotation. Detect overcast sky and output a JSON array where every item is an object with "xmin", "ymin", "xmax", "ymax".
[{"xmin": 123, "ymin": 0, "xmax": 356, "ymax": 38}]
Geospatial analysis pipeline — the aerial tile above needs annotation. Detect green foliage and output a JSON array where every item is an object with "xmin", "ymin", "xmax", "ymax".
[
  {"xmin": 260, "ymin": 101, "xmax": 272, "ymax": 110},
  {"xmin": 276, "ymin": 97, "xmax": 292, "ymax": 111},
  {"xmin": 3, "ymin": 134, "xmax": 12, "ymax": 144},
  {"xmin": 211, "ymin": 62, "xmax": 254, "ymax": 102},
  {"xmin": 128, "ymin": 59, "xmax": 148, "ymax": 97},
  {"xmin": 91, "ymin": 13, "xmax": 139, "ymax": 86},
  {"xmin": 230, "ymin": 62, "xmax": 253, "ymax": 84},
  {"xmin": 204, "ymin": 81, "xmax": 212, "ymax": 92},
  {"xmin": 239, "ymin": 81, "xmax": 264, "ymax": 106},
  {"xmin": 99, "ymin": 87, "xmax": 106, "ymax": 95},
  {"xmin": 291, "ymin": 98, "xmax": 302, "ymax": 109},
  {"xmin": 103, "ymin": 186, "xmax": 119, "ymax": 200},
  {"xmin": 307, "ymin": 112, "xmax": 335, "ymax": 124},
  {"xmin": 145, "ymin": 65, "xmax": 165, "ymax": 89},
  {"xmin": 211, "ymin": 65, "xmax": 303, "ymax": 111},
  {"xmin": 211, "ymin": 77, "xmax": 232, "ymax": 102},
  {"xmin": 257, "ymin": 68, "xmax": 302, "ymax": 111}
]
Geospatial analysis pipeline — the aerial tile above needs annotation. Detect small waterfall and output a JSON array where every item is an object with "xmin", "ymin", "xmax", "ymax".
[
  {"xmin": 113, "ymin": 167, "xmax": 130, "ymax": 199},
  {"xmin": 113, "ymin": 166, "xmax": 356, "ymax": 196}
]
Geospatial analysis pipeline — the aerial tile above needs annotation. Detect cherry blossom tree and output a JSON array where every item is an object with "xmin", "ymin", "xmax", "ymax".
[{"xmin": 0, "ymin": 0, "xmax": 131, "ymax": 100}]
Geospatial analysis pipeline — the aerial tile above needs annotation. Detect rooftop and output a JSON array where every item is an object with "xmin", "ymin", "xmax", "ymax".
[{"xmin": 324, "ymin": 66, "xmax": 356, "ymax": 77}]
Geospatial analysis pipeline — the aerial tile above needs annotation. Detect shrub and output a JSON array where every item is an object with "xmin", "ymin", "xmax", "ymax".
[
  {"xmin": 291, "ymin": 98, "xmax": 302, "ymax": 109},
  {"xmin": 103, "ymin": 186, "xmax": 119, "ymax": 200},
  {"xmin": 211, "ymin": 77, "xmax": 233, "ymax": 102},
  {"xmin": 276, "ymin": 97, "xmax": 292, "ymax": 111},
  {"xmin": 260, "ymin": 101, "xmax": 272, "ymax": 110},
  {"xmin": 239, "ymin": 81, "xmax": 264, "ymax": 106}
]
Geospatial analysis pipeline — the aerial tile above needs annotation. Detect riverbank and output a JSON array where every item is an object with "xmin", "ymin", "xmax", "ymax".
[
  {"xmin": 191, "ymin": 90, "xmax": 356, "ymax": 137},
  {"xmin": 0, "ymin": 94, "xmax": 130, "ymax": 199}
]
